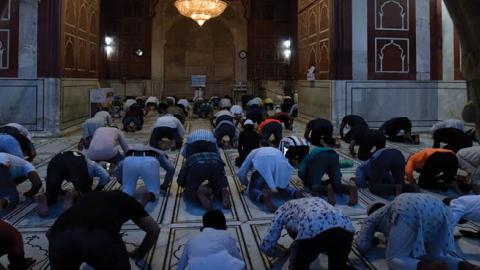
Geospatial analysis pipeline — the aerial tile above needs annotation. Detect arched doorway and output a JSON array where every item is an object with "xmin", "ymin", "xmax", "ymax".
[{"xmin": 164, "ymin": 18, "xmax": 235, "ymax": 98}]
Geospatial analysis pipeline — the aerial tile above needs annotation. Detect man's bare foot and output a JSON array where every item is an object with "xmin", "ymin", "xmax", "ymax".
[
  {"xmin": 261, "ymin": 193, "xmax": 277, "ymax": 213},
  {"xmin": 140, "ymin": 192, "xmax": 156, "ymax": 207},
  {"xmin": 348, "ymin": 185, "xmax": 358, "ymax": 206},
  {"xmin": 35, "ymin": 194, "xmax": 49, "ymax": 218},
  {"xmin": 326, "ymin": 184, "xmax": 336, "ymax": 205},
  {"xmin": 196, "ymin": 189, "xmax": 213, "ymax": 211},
  {"xmin": 62, "ymin": 190, "xmax": 78, "ymax": 212},
  {"xmin": 221, "ymin": 188, "xmax": 231, "ymax": 209},
  {"xmin": 395, "ymin": 184, "xmax": 403, "ymax": 196}
]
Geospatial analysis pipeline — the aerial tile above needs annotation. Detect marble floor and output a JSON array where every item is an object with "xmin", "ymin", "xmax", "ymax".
[{"xmin": 1, "ymin": 113, "xmax": 480, "ymax": 270}]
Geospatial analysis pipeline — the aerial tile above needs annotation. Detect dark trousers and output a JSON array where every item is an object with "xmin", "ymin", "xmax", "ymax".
[
  {"xmin": 289, "ymin": 227, "xmax": 354, "ymax": 270},
  {"xmin": 214, "ymin": 124, "xmax": 237, "ymax": 146},
  {"xmin": 46, "ymin": 152, "xmax": 91, "ymax": 205},
  {"xmin": 261, "ymin": 122, "xmax": 283, "ymax": 147},
  {"xmin": 48, "ymin": 229, "xmax": 130, "ymax": 270},
  {"xmin": 433, "ymin": 128, "xmax": 473, "ymax": 153},
  {"xmin": 183, "ymin": 162, "xmax": 228, "ymax": 203},
  {"xmin": 149, "ymin": 127, "xmax": 182, "ymax": 149},
  {"xmin": 358, "ymin": 137, "xmax": 386, "ymax": 161},
  {"xmin": 418, "ymin": 152, "xmax": 459, "ymax": 191},
  {"xmin": 299, "ymin": 152, "xmax": 349, "ymax": 194},
  {"xmin": 310, "ymin": 126, "xmax": 335, "ymax": 146},
  {"xmin": 368, "ymin": 150, "xmax": 414, "ymax": 196},
  {"xmin": 0, "ymin": 166, "xmax": 19, "ymax": 210},
  {"xmin": 184, "ymin": 141, "xmax": 218, "ymax": 158}
]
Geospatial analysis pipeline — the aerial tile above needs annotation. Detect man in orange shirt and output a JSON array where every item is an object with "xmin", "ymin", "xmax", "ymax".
[
  {"xmin": 405, "ymin": 148, "xmax": 462, "ymax": 193},
  {"xmin": 258, "ymin": 118, "xmax": 283, "ymax": 147}
]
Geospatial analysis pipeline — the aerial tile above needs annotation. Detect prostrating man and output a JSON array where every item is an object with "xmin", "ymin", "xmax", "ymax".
[
  {"xmin": 433, "ymin": 127, "xmax": 473, "ymax": 153},
  {"xmin": 78, "ymin": 114, "xmax": 108, "ymax": 150},
  {"xmin": 444, "ymin": 195, "xmax": 480, "ymax": 238},
  {"xmin": 272, "ymin": 108, "xmax": 293, "ymax": 130},
  {"xmin": 339, "ymin": 115, "xmax": 368, "ymax": 143},
  {"xmin": 379, "ymin": 117, "xmax": 419, "ymax": 144},
  {"xmin": 166, "ymin": 101, "xmax": 186, "ymax": 124},
  {"xmin": 149, "ymin": 113, "xmax": 185, "ymax": 150},
  {"xmin": 356, "ymin": 193, "xmax": 479, "ymax": 270},
  {"xmin": 0, "ymin": 125, "xmax": 36, "ymax": 162},
  {"xmin": 230, "ymin": 105, "xmax": 244, "ymax": 126},
  {"xmin": 431, "ymin": 119, "xmax": 464, "ymax": 133},
  {"xmin": 93, "ymin": 108, "xmax": 113, "ymax": 127},
  {"xmin": 86, "ymin": 127, "xmax": 130, "ymax": 164},
  {"xmin": 122, "ymin": 103, "xmax": 144, "ymax": 132},
  {"xmin": 0, "ymin": 153, "xmax": 42, "ymax": 211},
  {"xmin": 35, "ymin": 151, "xmax": 110, "ymax": 217},
  {"xmin": 236, "ymin": 120, "xmax": 260, "ymax": 167},
  {"xmin": 0, "ymin": 133, "xmax": 25, "ymax": 160},
  {"xmin": 182, "ymin": 129, "xmax": 219, "ymax": 158},
  {"xmin": 349, "ymin": 128, "xmax": 386, "ymax": 161},
  {"xmin": 406, "ymin": 148, "xmax": 463, "ymax": 193},
  {"xmin": 245, "ymin": 104, "xmax": 265, "ymax": 125},
  {"xmin": 261, "ymin": 197, "xmax": 355, "ymax": 270},
  {"xmin": 258, "ymin": 118, "xmax": 283, "ymax": 147},
  {"xmin": 177, "ymin": 152, "xmax": 231, "ymax": 210},
  {"xmin": 145, "ymin": 96, "xmax": 160, "ymax": 111},
  {"xmin": 457, "ymin": 146, "xmax": 480, "ymax": 194},
  {"xmin": 354, "ymin": 148, "xmax": 419, "ymax": 196},
  {"xmin": 304, "ymin": 118, "xmax": 339, "ymax": 148},
  {"xmin": 299, "ymin": 147, "xmax": 357, "ymax": 205},
  {"xmin": 47, "ymin": 191, "xmax": 160, "ymax": 270},
  {"xmin": 178, "ymin": 210, "xmax": 245, "ymax": 270},
  {"xmin": 0, "ymin": 220, "xmax": 33, "ymax": 270},
  {"xmin": 115, "ymin": 145, "xmax": 175, "ymax": 205},
  {"xmin": 214, "ymin": 114, "xmax": 237, "ymax": 149},
  {"xmin": 278, "ymin": 135, "xmax": 310, "ymax": 166},
  {"xmin": 237, "ymin": 147, "xmax": 303, "ymax": 212}
]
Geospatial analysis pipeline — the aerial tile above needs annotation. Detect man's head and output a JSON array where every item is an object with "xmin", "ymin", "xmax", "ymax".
[
  {"xmin": 202, "ymin": 210, "xmax": 227, "ymax": 230},
  {"xmin": 243, "ymin": 119, "xmax": 254, "ymax": 130},
  {"xmin": 368, "ymin": 202, "xmax": 386, "ymax": 216}
]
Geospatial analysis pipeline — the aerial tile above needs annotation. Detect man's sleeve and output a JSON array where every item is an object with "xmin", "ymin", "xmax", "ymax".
[
  {"xmin": 260, "ymin": 207, "xmax": 286, "ymax": 257},
  {"xmin": 122, "ymin": 193, "xmax": 149, "ymax": 223},
  {"xmin": 355, "ymin": 211, "xmax": 382, "ymax": 254}
]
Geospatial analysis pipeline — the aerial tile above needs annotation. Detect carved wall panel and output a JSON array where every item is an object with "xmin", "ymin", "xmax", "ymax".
[
  {"xmin": 298, "ymin": 0, "xmax": 331, "ymax": 79},
  {"xmin": 368, "ymin": 0, "xmax": 416, "ymax": 79},
  {"xmin": 0, "ymin": 0, "xmax": 18, "ymax": 77},
  {"xmin": 60, "ymin": 0, "xmax": 100, "ymax": 78}
]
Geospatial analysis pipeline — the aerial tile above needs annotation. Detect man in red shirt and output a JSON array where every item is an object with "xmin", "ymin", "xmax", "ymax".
[{"xmin": 258, "ymin": 118, "xmax": 283, "ymax": 147}]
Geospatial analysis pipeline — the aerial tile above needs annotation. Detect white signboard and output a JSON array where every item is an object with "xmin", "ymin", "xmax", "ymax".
[
  {"xmin": 191, "ymin": 75, "xmax": 207, "ymax": 87},
  {"xmin": 90, "ymin": 88, "xmax": 114, "ymax": 104}
]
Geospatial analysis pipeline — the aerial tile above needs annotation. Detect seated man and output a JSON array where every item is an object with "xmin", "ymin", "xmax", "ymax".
[
  {"xmin": 87, "ymin": 127, "xmax": 130, "ymax": 164},
  {"xmin": 237, "ymin": 147, "xmax": 303, "ymax": 212},
  {"xmin": 178, "ymin": 210, "xmax": 245, "ymax": 270},
  {"xmin": 0, "ymin": 133, "xmax": 25, "ymax": 159},
  {"xmin": 261, "ymin": 197, "xmax": 354, "ymax": 270},
  {"xmin": 35, "ymin": 151, "xmax": 110, "ymax": 217},
  {"xmin": 78, "ymin": 114, "xmax": 108, "ymax": 150},
  {"xmin": 349, "ymin": 128, "xmax": 386, "ymax": 161},
  {"xmin": 115, "ymin": 145, "xmax": 175, "ymax": 205},
  {"xmin": 356, "ymin": 193, "xmax": 479, "ymax": 270},
  {"xmin": 278, "ymin": 135, "xmax": 310, "ymax": 166},
  {"xmin": 379, "ymin": 117, "xmax": 419, "ymax": 144},
  {"xmin": 122, "ymin": 103, "xmax": 144, "ymax": 132},
  {"xmin": 431, "ymin": 119, "xmax": 464, "ymax": 133},
  {"xmin": 444, "ymin": 195, "xmax": 480, "ymax": 238},
  {"xmin": 149, "ymin": 113, "xmax": 185, "ymax": 150},
  {"xmin": 299, "ymin": 147, "xmax": 357, "ymax": 205},
  {"xmin": 304, "ymin": 118, "xmax": 339, "ymax": 148},
  {"xmin": 47, "ymin": 191, "xmax": 160, "ymax": 269},
  {"xmin": 0, "ymin": 153, "xmax": 42, "ymax": 211},
  {"xmin": 182, "ymin": 129, "xmax": 219, "ymax": 158},
  {"xmin": 0, "ymin": 220, "xmax": 33, "ymax": 270},
  {"xmin": 0, "ymin": 125, "xmax": 36, "ymax": 162},
  {"xmin": 177, "ymin": 152, "xmax": 231, "ymax": 210},
  {"xmin": 339, "ymin": 114, "xmax": 368, "ymax": 143},
  {"xmin": 433, "ymin": 127, "xmax": 473, "ymax": 153},
  {"xmin": 245, "ymin": 104, "xmax": 265, "ymax": 125},
  {"xmin": 236, "ymin": 120, "xmax": 260, "ymax": 167},
  {"xmin": 258, "ymin": 118, "xmax": 283, "ymax": 147},
  {"xmin": 457, "ymin": 146, "xmax": 480, "ymax": 194},
  {"xmin": 406, "ymin": 148, "xmax": 462, "ymax": 193},
  {"xmin": 354, "ymin": 148, "xmax": 419, "ymax": 196}
]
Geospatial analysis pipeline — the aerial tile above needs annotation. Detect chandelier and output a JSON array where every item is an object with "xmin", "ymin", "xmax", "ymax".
[{"xmin": 174, "ymin": 0, "xmax": 228, "ymax": 26}]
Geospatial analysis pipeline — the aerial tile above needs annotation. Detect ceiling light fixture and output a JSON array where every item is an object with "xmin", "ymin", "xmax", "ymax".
[{"xmin": 174, "ymin": 0, "xmax": 228, "ymax": 26}]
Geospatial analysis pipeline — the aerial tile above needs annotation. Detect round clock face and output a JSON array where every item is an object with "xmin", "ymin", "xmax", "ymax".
[{"xmin": 239, "ymin": 50, "xmax": 247, "ymax": 59}]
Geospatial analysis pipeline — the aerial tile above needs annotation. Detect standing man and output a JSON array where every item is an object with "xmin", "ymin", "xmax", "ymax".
[
  {"xmin": 47, "ymin": 191, "xmax": 160, "ymax": 269},
  {"xmin": 261, "ymin": 197, "xmax": 355, "ymax": 270}
]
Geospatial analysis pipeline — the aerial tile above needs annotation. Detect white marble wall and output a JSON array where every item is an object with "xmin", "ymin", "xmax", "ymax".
[
  {"xmin": 296, "ymin": 80, "xmax": 333, "ymax": 120},
  {"xmin": 416, "ymin": 0, "xmax": 431, "ymax": 80},
  {"xmin": 18, "ymin": 0, "xmax": 38, "ymax": 78},
  {"xmin": 442, "ymin": 2, "xmax": 455, "ymax": 81},
  {"xmin": 351, "ymin": 0, "xmax": 368, "ymax": 80}
]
